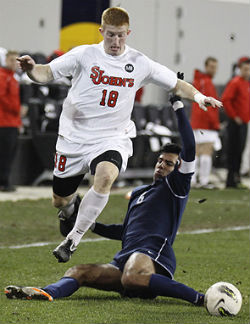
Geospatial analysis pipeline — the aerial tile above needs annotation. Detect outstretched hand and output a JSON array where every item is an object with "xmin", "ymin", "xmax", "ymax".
[
  {"xmin": 201, "ymin": 96, "xmax": 223, "ymax": 111},
  {"xmin": 195, "ymin": 94, "xmax": 223, "ymax": 111},
  {"xmin": 16, "ymin": 55, "xmax": 36, "ymax": 72}
]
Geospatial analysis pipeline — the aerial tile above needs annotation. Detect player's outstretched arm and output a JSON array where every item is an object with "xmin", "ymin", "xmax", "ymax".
[
  {"xmin": 173, "ymin": 79, "xmax": 222, "ymax": 111},
  {"xmin": 91, "ymin": 222, "xmax": 123, "ymax": 240},
  {"xmin": 17, "ymin": 55, "xmax": 54, "ymax": 83},
  {"xmin": 170, "ymin": 72, "xmax": 195, "ymax": 162}
]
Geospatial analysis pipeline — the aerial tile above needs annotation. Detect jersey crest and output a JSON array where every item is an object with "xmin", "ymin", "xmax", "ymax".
[{"xmin": 125, "ymin": 63, "xmax": 134, "ymax": 73}]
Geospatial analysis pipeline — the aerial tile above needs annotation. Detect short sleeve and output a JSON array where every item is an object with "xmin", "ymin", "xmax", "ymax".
[
  {"xmin": 49, "ymin": 46, "xmax": 85, "ymax": 80},
  {"xmin": 142, "ymin": 56, "xmax": 177, "ymax": 91}
]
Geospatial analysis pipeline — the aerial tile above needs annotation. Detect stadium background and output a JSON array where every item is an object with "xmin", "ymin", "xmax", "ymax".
[
  {"xmin": 0, "ymin": 2, "xmax": 249, "ymax": 323},
  {"xmin": 1, "ymin": 0, "xmax": 249, "ymax": 103},
  {"xmin": 0, "ymin": 0, "xmax": 249, "ymax": 186}
]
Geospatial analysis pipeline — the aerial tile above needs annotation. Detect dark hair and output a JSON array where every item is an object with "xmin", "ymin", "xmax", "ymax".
[
  {"xmin": 160, "ymin": 143, "xmax": 182, "ymax": 155},
  {"xmin": 205, "ymin": 57, "xmax": 217, "ymax": 66}
]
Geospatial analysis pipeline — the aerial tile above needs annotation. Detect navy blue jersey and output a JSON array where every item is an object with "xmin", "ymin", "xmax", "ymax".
[
  {"xmin": 123, "ymin": 167, "xmax": 192, "ymax": 247},
  {"xmin": 112, "ymin": 166, "xmax": 192, "ymax": 277},
  {"xmin": 93, "ymin": 106, "xmax": 195, "ymax": 278}
]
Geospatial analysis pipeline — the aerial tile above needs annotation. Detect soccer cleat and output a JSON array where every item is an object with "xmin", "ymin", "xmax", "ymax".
[
  {"xmin": 53, "ymin": 238, "xmax": 76, "ymax": 263},
  {"xmin": 58, "ymin": 194, "xmax": 81, "ymax": 237},
  {"xmin": 4, "ymin": 285, "xmax": 53, "ymax": 301},
  {"xmin": 194, "ymin": 293, "xmax": 205, "ymax": 306}
]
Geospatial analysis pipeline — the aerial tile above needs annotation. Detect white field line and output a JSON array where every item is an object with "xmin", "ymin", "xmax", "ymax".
[
  {"xmin": 179, "ymin": 225, "xmax": 250, "ymax": 235},
  {"xmin": 1, "ymin": 237, "xmax": 109, "ymax": 249},
  {"xmin": 1, "ymin": 225, "xmax": 249, "ymax": 250}
]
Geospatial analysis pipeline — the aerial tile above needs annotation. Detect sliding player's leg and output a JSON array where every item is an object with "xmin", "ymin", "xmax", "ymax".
[
  {"xmin": 121, "ymin": 252, "xmax": 204, "ymax": 305},
  {"xmin": 120, "ymin": 252, "xmax": 158, "ymax": 299},
  {"xmin": 5, "ymin": 264, "xmax": 123, "ymax": 301}
]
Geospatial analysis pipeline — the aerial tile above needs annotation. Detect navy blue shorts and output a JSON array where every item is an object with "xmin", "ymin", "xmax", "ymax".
[{"xmin": 110, "ymin": 248, "xmax": 173, "ymax": 279}]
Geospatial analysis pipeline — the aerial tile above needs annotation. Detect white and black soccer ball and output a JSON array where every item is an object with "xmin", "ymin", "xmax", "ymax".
[{"xmin": 205, "ymin": 282, "xmax": 242, "ymax": 316}]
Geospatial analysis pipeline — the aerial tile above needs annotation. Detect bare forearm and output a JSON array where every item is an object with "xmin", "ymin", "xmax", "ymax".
[
  {"xmin": 171, "ymin": 72, "xmax": 223, "ymax": 112},
  {"xmin": 173, "ymin": 79, "xmax": 199, "ymax": 101},
  {"xmin": 27, "ymin": 64, "xmax": 54, "ymax": 83}
]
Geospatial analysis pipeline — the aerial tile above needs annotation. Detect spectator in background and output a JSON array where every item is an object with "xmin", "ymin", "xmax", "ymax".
[
  {"xmin": 0, "ymin": 47, "xmax": 7, "ymax": 67},
  {"xmin": 0, "ymin": 50, "xmax": 22, "ymax": 192},
  {"xmin": 240, "ymin": 121, "xmax": 250, "ymax": 177},
  {"xmin": 190, "ymin": 57, "xmax": 221, "ymax": 188},
  {"xmin": 222, "ymin": 57, "xmax": 250, "ymax": 188}
]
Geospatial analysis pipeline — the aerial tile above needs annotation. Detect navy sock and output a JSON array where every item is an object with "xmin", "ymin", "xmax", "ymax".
[
  {"xmin": 43, "ymin": 277, "xmax": 80, "ymax": 299},
  {"xmin": 149, "ymin": 274, "xmax": 204, "ymax": 305}
]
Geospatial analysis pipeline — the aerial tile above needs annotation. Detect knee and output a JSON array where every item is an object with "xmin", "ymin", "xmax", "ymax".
[
  {"xmin": 64, "ymin": 264, "xmax": 100, "ymax": 286},
  {"xmin": 64, "ymin": 265, "xmax": 80, "ymax": 278},
  {"xmin": 52, "ymin": 194, "xmax": 63, "ymax": 208},
  {"xmin": 52, "ymin": 193, "xmax": 71, "ymax": 209},
  {"xmin": 99, "ymin": 172, "xmax": 114, "ymax": 188},
  {"xmin": 94, "ymin": 171, "xmax": 116, "ymax": 192},
  {"xmin": 121, "ymin": 272, "xmax": 138, "ymax": 290},
  {"xmin": 94, "ymin": 162, "xmax": 119, "ymax": 192}
]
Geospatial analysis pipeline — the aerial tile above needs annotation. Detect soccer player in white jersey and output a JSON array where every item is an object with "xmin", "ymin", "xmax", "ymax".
[{"xmin": 17, "ymin": 7, "xmax": 222, "ymax": 262}]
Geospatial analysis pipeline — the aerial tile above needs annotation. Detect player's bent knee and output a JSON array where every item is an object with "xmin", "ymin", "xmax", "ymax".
[
  {"xmin": 52, "ymin": 193, "xmax": 72, "ymax": 209},
  {"xmin": 64, "ymin": 265, "xmax": 80, "ymax": 277},
  {"xmin": 121, "ymin": 273, "xmax": 139, "ymax": 289},
  {"xmin": 52, "ymin": 194, "xmax": 64, "ymax": 208},
  {"xmin": 94, "ymin": 171, "xmax": 117, "ymax": 192},
  {"xmin": 99, "ymin": 173, "xmax": 114, "ymax": 187},
  {"xmin": 64, "ymin": 264, "xmax": 102, "ymax": 285}
]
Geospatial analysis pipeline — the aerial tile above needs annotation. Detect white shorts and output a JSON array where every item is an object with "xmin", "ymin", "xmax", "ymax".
[
  {"xmin": 193, "ymin": 129, "xmax": 222, "ymax": 151},
  {"xmin": 54, "ymin": 135, "xmax": 133, "ymax": 178}
]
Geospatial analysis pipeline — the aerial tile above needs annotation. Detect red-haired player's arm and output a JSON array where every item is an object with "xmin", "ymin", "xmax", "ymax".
[
  {"xmin": 17, "ymin": 55, "xmax": 53, "ymax": 83},
  {"xmin": 174, "ymin": 79, "xmax": 222, "ymax": 111}
]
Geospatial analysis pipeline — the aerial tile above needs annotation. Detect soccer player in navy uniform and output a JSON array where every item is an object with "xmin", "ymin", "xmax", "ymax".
[{"xmin": 5, "ymin": 93, "xmax": 205, "ymax": 306}]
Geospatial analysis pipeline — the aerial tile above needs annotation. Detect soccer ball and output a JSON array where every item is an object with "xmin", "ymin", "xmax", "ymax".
[{"xmin": 205, "ymin": 282, "xmax": 242, "ymax": 316}]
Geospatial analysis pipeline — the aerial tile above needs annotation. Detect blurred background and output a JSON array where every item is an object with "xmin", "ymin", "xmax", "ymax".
[{"xmin": 0, "ymin": 0, "xmax": 249, "ymax": 190}]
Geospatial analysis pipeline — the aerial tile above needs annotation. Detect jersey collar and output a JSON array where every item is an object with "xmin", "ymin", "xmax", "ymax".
[{"xmin": 99, "ymin": 41, "xmax": 129, "ymax": 59}]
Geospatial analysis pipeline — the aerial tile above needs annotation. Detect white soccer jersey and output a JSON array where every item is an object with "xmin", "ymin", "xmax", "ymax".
[{"xmin": 49, "ymin": 41, "xmax": 177, "ymax": 144}]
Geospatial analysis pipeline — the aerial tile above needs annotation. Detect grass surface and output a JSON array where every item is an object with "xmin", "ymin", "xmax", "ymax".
[{"xmin": 0, "ymin": 188, "xmax": 249, "ymax": 324}]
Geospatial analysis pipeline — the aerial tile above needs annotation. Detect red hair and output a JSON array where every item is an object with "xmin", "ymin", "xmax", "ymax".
[{"xmin": 101, "ymin": 7, "xmax": 129, "ymax": 27}]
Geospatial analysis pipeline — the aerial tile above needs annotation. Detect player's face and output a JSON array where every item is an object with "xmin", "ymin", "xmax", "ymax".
[
  {"xmin": 5, "ymin": 54, "xmax": 18, "ymax": 71},
  {"xmin": 205, "ymin": 61, "xmax": 218, "ymax": 78},
  {"xmin": 100, "ymin": 24, "xmax": 131, "ymax": 56},
  {"xmin": 240, "ymin": 63, "xmax": 250, "ymax": 80},
  {"xmin": 154, "ymin": 153, "xmax": 179, "ymax": 180}
]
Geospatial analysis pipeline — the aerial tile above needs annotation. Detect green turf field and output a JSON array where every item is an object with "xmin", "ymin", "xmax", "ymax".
[{"xmin": 0, "ymin": 188, "xmax": 249, "ymax": 324}]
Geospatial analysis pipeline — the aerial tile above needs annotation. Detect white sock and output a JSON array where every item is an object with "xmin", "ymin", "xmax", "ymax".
[
  {"xmin": 59, "ymin": 195, "xmax": 77, "ymax": 218},
  {"xmin": 67, "ymin": 187, "xmax": 109, "ymax": 246},
  {"xmin": 199, "ymin": 155, "xmax": 212, "ymax": 186},
  {"xmin": 191, "ymin": 156, "xmax": 200, "ymax": 185}
]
